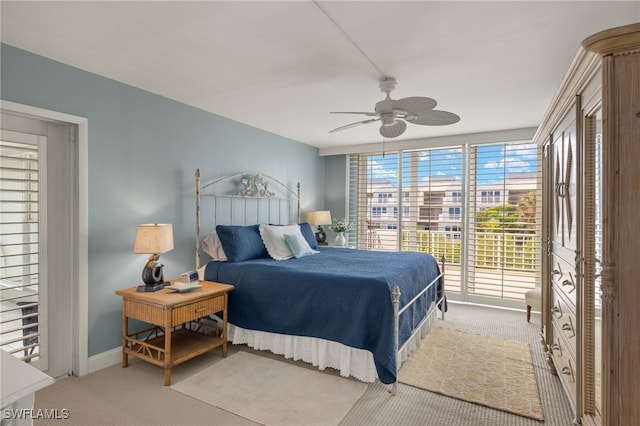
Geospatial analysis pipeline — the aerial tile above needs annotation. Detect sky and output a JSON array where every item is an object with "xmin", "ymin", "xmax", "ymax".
[{"xmin": 366, "ymin": 142, "xmax": 538, "ymax": 186}]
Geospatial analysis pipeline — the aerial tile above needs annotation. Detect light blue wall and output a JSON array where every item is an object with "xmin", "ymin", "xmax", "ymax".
[
  {"xmin": 324, "ymin": 155, "xmax": 348, "ymax": 240},
  {"xmin": 1, "ymin": 44, "xmax": 326, "ymax": 356}
]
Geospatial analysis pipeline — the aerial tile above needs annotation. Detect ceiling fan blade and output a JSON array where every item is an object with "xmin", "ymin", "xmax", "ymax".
[
  {"xmin": 379, "ymin": 120, "xmax": 407, "ymax": 138},
  {"xmin": 393, "ymin": 96, "xmax": 437, "ymax": 114},
  {"xmin": 329, "ymin": 118, "xmax": 379, "ymax": 133},
  {"xmin": 329, "ymin": 78, "xmax": 460, "ymax": 135},
  {"xmin": 330, "ymin": 111, "xmax": 378, "ymax": 116},
  {"xmin": 407, "ymin": 110, "xmax": 461, "ymax": 126}
]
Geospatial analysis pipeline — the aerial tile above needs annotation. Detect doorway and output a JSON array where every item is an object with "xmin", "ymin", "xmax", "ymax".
[{"xmin": 0, "ymin": 104, "xmax": 87, "ymax": 378}]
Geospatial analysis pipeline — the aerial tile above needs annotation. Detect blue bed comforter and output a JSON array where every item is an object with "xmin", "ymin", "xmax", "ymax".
[{"xmin": 204, "ymin": 247, "xmax": 444, "ymax": 384}]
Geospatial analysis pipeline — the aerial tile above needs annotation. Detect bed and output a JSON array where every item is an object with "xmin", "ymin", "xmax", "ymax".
[{"xmin": 194, "ymin": 170, "xmax": 446, "ymax": 391}]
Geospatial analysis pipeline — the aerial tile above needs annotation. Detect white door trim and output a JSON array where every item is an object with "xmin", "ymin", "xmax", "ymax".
[{"xmin": 1, "ymin": 100, "xmax": 89, "ymax": 376}]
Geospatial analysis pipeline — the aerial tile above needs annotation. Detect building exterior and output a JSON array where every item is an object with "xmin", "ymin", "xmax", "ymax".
[{"xmin": 364, "ymin": 174, "xmax": 537, "ymax": 237}]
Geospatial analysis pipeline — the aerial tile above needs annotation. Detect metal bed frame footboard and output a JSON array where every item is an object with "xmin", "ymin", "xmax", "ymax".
[{"xmin": 391, "ymin": 254, "xmax": 446, "ymax": 395}]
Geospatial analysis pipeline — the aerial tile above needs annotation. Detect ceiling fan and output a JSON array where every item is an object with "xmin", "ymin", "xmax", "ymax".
[{"xmin": 329, "ymin": 77, "xmax": 460, "ymax": 138}]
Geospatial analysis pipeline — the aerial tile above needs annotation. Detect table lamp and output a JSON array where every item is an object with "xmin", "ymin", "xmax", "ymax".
[
  {"xmin": 305, "ymin": 210, "xmax": 331, "ymax": 246},
  {"xmin": 133, "ymin": 223, "xmax": 174, "ymax": 292}
]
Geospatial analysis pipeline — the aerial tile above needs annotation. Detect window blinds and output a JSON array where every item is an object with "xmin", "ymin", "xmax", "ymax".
[
  {"xmin": 467, "ymin": 143, "xmax": 542, "ymax": 301},
  {"xmin": 0, "ymin": 140, "xmax": 41, "ymax": 362},
  {"xmin": 348, "ymin": 141, "xmax": 542, "ymax": 304},
  {"xmin": 349, "ymin": 147, "xmax": 464, "ymax": 295}
]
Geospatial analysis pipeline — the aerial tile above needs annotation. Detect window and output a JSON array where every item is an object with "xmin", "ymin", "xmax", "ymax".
[
  {"xmin": 481, "ymin": 190, "xmax": 501, "ymax": 204},
  {"xmin": 0, "ymin": 137, "xmax": 42, "ymax": 362},
  {"xmin": 350, "ymin": 152, "xmax": 399, "ymax": 250},
  {"xmin": 378, "ymin": 193, "xmax": 392, "ymax": 204},
  {"xmin": 445, "ymin": 225, "xmax": 462, "ymax": 239},
  {"xmin": 349, "ymin": 147, "xmax": 464, "ymax": 292},
  {"xmin": 468, "ymin": 143, "xmax": 541, "ymax": 301},
  {"xmin": 371, "ymin": 206, "xmax": 387, "ymax": 217},
  {"xmin": 348, "ymin": 141, "xmax": 541, "ymax": 306}
]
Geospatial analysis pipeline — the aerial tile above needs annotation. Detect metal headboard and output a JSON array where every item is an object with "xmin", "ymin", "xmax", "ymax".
[{"xmin": 195, "ymin": 169, "xmax": 300, "ymax": 269}]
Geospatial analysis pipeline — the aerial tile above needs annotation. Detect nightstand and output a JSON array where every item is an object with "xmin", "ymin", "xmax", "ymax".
[{"xmin": 116, "ymin": 280, "xmax": 234, "ymax": 385}]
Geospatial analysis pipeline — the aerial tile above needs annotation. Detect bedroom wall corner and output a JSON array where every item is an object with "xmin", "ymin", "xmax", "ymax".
[{"xmin": 324, "ymin": 155, "xmax": 348, "ymax": 238}]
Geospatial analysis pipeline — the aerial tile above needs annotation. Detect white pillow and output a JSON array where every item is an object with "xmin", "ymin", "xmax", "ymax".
[
  {"xmin": 258, "ymin": 224, "xmax": 301, "ymax": 261},
  {"xmin": 202, "ymin": 230, "xmax": 227, "ymax": 261}
]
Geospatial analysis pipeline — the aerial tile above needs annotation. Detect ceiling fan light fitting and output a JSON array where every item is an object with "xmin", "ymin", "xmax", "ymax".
[{"xmin": 379, "ymin": 119, "xmax": 406, "ymax": 138}]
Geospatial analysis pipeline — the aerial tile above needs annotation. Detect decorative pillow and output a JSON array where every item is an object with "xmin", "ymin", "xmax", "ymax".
[
  {"xmin": 298, "ymin": 222, "xmax": 318, "ymax": 250},
  {"xmin": 202, "ymin": 230, "xmax": 227, "ymax": 261},
  {"xmin": 216, "ymin": 224, "xmax": 268, "ymax": 262},
  {"xmin": 284, "ymin": 233, "xmax": 317, "ymax": 258},
  {"xmin": 259, "ymin": 224, "xmax": 301, "ymax": 261}
]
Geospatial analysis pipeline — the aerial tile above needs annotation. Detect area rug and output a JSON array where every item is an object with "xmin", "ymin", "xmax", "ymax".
[
  {"xmin": 398, "ymin": 327, "xmax": 544, "ymax": 421},
  {"xmin": 171, "ymin": 351, "xmax": 368, "ymax": 426}
]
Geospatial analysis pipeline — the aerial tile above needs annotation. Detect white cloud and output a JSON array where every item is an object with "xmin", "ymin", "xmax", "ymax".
[
  {"xmin": 505, "ymin": 143, "xmax": 537, "ymax": 159},
  {"xmin": 369, "ymin": 159, "xmax": 398, "ymax": 180},
  {"xmin": 483, "ymin": 157, "xmax": 532, "ymax": 173}
]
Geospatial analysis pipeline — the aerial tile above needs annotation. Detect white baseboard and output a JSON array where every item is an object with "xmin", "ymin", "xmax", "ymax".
[{"xmin": 87, "ymin": 347, "xmax": 122, "ymax": 374}]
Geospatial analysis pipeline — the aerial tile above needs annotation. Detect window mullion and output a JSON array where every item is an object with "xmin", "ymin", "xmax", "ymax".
[
  {"xmin": 460, "ymin": 144, "xmax": 471, "ymax": 298},
  {"xmin": 396, "ymin": 152, "xmax": 403, "ymax": 251}
]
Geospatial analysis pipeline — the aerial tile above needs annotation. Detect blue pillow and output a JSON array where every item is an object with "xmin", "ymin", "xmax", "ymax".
[
  {"xmin": 284, "ymin": 233, "xmax": 316, "ymax": 258},
  {"xmin": 298, "ymin": 222, "xmax": 318, "ymax": 250},
  {"xmin": 215, "ymin": 224, "xmax": 268, "ymax": 262}
]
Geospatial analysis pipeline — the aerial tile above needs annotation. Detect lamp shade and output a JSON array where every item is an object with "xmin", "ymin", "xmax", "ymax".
[
  {"xmin": 305, "ymin": 210, "xmax": 332, "ymax": 226},
  {"xmin": 133, "ymin": 224, "xmax": 174, "ymax": 254}
]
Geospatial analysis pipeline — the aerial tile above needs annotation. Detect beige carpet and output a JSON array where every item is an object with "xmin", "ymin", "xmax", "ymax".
[
  {"xmin": 171, "ymin": 351, "xmax": 368, "ymax": 426},
  {"xmin": 398, "ymin": 327, "xmax": 544, "ymax": 421}
]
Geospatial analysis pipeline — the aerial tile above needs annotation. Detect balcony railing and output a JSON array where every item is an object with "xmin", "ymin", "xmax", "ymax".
[{"xmin": 362, "ymin": 229, "xmax": 539, "ymax": 272}]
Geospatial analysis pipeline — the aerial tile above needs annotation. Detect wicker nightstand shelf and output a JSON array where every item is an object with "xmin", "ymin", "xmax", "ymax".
[{"xmin": 115, "ymin": 280, "xmax": 234, "ymax": 385}]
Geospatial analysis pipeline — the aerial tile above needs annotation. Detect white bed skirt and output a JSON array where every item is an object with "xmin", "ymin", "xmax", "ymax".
[{"xmin": 225, "ymin": 302, "xmax": 438, "ymax": 383}]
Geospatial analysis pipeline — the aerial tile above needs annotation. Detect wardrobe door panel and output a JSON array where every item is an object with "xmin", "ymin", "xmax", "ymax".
[
  {"xmin": 547, "ymin": 102, "xmax": 580, "ymax": 418},
  {"xmin": 551, "ymin": 106, "xmax": 578, "ymax": 257},
  {"xmin": 561, "ymin": 123, "xmax": 578, "ymax": 253},
  {"xmin": 551, "ymin": 132, "xmax": 563, "ymax": 245}
]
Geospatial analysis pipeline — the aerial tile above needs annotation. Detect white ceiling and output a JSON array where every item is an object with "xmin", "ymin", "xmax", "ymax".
[{"xmin": 2, "ymin": 1, "xmax": 639, "ymax": 151}]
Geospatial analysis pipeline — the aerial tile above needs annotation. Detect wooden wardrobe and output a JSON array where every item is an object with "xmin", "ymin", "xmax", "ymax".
[{"xmin": 534, "ymin": 23, "xmax": 640, "ymax": 426}]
